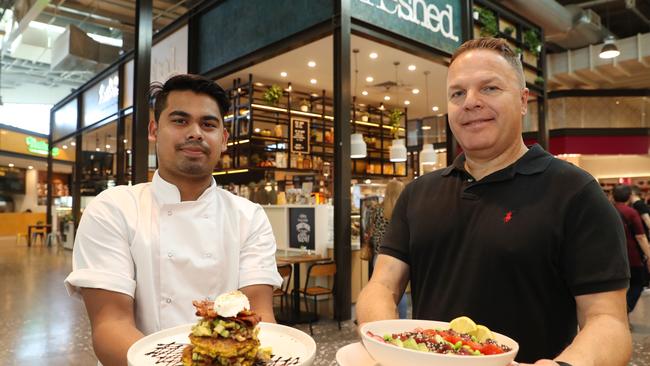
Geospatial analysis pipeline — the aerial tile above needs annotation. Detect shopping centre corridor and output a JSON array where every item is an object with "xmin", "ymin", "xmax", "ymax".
[{"xmin": 1, "ymin": 236, "xmax": 648, "ymax": 366}]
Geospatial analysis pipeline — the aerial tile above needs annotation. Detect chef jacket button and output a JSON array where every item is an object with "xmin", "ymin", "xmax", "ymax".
[
  {"xmin": 167, "ymin": 252, "xmax": 174, "ymax": 258},
  {"xmin": 467, "ymin": 178, "xmax": 474, "ymax": 182},
  {"xmin": 167, "ymin": 210, "xmax": 172, "ymax": 216},
  {"xmin": 205, "ymin": 253, "xmax": 212, "ymax": 258},
  {"xmin": 203, "ymin": 214, "xmax": 209, "ymax": 219},
  {"xmin": 165, "ymin": 298, "xmax": 172, "ymax": 304}
]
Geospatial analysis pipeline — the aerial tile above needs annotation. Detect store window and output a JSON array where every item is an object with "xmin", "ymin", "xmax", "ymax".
[{"xmin": 80, "ymin": 120, "xmax": 117, "ymax": 204}]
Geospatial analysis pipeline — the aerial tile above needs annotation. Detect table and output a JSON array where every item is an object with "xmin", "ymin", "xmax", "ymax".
[
  {"xmin": 275, "ymin": 254, "xmax": 330, "ymax": 325},
  {"xmin": 27, "ymin": 224, "xmax": 51, "ymax": 247}
]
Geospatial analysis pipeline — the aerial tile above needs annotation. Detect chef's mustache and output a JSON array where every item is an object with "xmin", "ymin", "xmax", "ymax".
[{"xmin": 175, "ymin": 140, "xmax": 210, "ymax": 154}]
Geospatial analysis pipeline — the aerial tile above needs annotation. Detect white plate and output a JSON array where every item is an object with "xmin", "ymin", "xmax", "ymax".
[
  {"xmin": 127, "ymin": 322, "xmax": 316, "ymax": 366},
  {"xmin": 336, "ymin": 342, "xmax": 378, "ymax": 366},
  {"xmin": 360, "ymin": 319, "xmax": 518, "ymax": 366}
]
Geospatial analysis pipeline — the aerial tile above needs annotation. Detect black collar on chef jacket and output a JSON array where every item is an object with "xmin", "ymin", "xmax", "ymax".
[{"xmin": 440, "ymin": 144, "xmax": 554, "ymax": 199}]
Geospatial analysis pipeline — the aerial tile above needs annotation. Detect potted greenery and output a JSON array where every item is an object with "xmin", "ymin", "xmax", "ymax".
[
  {"xmin": 523, "ymin": 29, "xmax": 542, "ymax": 57},
  {"xmin": 388, "ymin": 109, "xmax": 404, "ymax": 139},
  {"xmin": 534, "ymin": 76, "xmax": 545, "ymax": 86},
  {"xmin": 503, "ymin": 26, "xmax": 514, "ymax": 37},
  {"xmin": 263, "ymin": 84, "xmax": 283, "ymax": 106},
  {"xmin": 477, "ymin": 8, "xmax": 498, "ymax": 37}
]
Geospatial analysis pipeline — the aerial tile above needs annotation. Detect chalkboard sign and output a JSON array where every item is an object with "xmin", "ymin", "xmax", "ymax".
[
  {"xmin": 289, "ymin": 207, "xmax": 315, "ymax": 250},
  {"xmin": 290, "ymin": 117, "xmax": 310, "ymax": 154}
]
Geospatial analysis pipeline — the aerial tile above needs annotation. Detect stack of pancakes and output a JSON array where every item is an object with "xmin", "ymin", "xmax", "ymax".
[{"xmin": 182, "ymin": 300, "xmax": 269, "ymax": 366}]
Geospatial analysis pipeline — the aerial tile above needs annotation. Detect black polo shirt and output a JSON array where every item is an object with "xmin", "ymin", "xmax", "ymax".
[{"xmin": 380, "ymin": 144, "xmax": 629, "ymax": 363}]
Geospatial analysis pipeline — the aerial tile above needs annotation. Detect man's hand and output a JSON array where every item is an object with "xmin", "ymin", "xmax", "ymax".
[
  {"xmin": 81, "ymin": 288, "xmax": 144, "ymax": 366},
  {"xmin": 240, "ymin": 284, "xmax": 276, "ymax": 323}
]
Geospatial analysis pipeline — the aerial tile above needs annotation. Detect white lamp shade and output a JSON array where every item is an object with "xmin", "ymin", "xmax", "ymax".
[
  {"xmin": 389, "ymin": 139, "xmax": 407, "ymax": 162},
  {"xmin": 351, "ymin": 133, "xmax": 367, "ymax": 159},
  {"xmin": 420, "ymin": 143, "xmax": 437, "ymax": 165}
]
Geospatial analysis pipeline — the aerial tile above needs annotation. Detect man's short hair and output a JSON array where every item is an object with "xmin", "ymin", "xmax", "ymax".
[
  {"xmin": 149, "ymin": 74, "xmax": 230, "ymax": 123},
  {"xmin": 631, "ymin": 185, "xmax": 642, "ymax": 196},
  {"xmin": 450, "ymin": 37, "xmax": 525, "ymax": 88},
  {"xmin": 613, "ymin": 184, "xmax": 632, "ymax": 203}
]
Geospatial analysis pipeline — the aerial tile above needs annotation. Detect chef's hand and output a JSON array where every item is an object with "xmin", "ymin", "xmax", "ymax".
[{"xmin": 511, "ymin": 360, "xmax": 563, "ymax": 366}]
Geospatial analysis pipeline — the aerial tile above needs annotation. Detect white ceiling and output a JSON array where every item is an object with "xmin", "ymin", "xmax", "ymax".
[{"xmin": 217, "ymin": 35, "xmax": 450, "ymax": 119}]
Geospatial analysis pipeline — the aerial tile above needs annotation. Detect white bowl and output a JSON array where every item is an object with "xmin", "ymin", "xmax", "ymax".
[{"xmin": 360, "ymin": 319, "xmax": 518, "ymax": 366}]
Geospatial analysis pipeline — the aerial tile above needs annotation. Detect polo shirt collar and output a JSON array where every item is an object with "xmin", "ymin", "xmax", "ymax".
[
  {"xmin": 441, "ymin": 144, "xmax": 553, "ymax": 179},
  {"xmin": 152, "ymin": 170, "xmax": 216, "ymax": 205}
]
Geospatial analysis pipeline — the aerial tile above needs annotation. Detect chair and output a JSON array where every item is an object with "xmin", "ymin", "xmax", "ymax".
[
  {"xmin": 297, "ymin": 260, "xmax": 340, "ymax": 335},
  {"xmin": 274, "ymin": 263, "xmax": 292, "ymax": 312},
  {"xmin": 31, "ymin": 221, "xmax": 47, "ymax": 246}
]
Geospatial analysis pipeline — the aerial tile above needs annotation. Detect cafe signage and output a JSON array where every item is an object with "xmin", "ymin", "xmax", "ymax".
[
  {"xmin": 352, "ymin": 0, "xmax": 462, "ymax": 54},
  {"xmin": 290, "ymin": 117, "xmax": 310, "ymax": 154},
  {"xmin": 289, "ymin": 207, "xmax": 316, "ymax": 250},
  {"xmin": 26, "ymin": 137, "xmax": 59, "ymax": 157},
  {"xmin": 83, "ymin": 71, "xmax": 119, "ymax": 127}
]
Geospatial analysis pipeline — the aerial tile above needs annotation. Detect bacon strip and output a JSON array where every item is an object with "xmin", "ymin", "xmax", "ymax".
[{"xmin": 191, "ymin": 300, "xmax": 261, "ymax": 327}]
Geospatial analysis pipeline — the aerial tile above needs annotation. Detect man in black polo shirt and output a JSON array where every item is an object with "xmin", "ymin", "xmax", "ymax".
[{"xmin": 356, "ymin": 38, "xmax": 631, "ymax": 366}]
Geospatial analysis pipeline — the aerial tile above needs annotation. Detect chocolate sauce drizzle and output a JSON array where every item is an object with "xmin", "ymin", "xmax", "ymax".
[
  {"xmin": 143, "ymin": 343, "xmax": 302, "ymax": 366},
  {"xmin": 263, "ymin": 355, "xmax": 302, "ymax": 366},
  {"xmin": 144, "ymin": 342, "xmax": 186, "ymax": 366}
]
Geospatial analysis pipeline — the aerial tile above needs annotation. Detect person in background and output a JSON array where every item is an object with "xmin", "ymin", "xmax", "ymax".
[
  {"xmin": 356, "ymin": 38, "xmax": 631, "ymax": 365},
  {"xmin": 613, "ymin": 184, "xmax": 650, "ymax": 313},
  {"xmin": 367, "ymin": 179, "xmax": 407, "ymax": 318},
  {"xmin": 631, "ymin": 185, "xmax": 650, "ymax": 237},
  {"xmin": 64, "ymin": 74, "xmax": 282, "ymax": 366}
]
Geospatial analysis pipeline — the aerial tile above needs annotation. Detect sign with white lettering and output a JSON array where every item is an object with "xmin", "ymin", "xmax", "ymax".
[
  {"xmin": 352, "ymin": 0, "xmax": 461, "ymax": 54},
  {"xmin": 290, "ymin": 117, "xmax": 310, "ymax": 154},
  {"xmin": 83, "ymin": 71, "xmax": 119, "ymax": 127},
  {"xmin": 289, "ymin": 207, "xmax": 315, "ymax": 250}
]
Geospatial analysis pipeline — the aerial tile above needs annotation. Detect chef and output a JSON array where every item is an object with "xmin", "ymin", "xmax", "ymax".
[{"xmin": 64, "ymin": 74, "xmax": 283, "ymax": 366}]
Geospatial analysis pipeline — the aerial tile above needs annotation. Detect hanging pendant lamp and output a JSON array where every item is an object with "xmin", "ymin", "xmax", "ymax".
[
  {"xmin": 351, "ymin": 133, "xmax": 367, "ymax": 159},
  {"xmin": 389, "ymin": 139, "xmax": 407, "ymax": 162},
  {"xmin": 420, "ymin": 143, "xmax": 437, "ymax": 165}
]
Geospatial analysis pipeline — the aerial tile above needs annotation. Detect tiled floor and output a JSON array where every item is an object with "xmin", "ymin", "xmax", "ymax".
[{"xmin": 1, "ymin": 236, "xmax": 648, "ymax": 366}]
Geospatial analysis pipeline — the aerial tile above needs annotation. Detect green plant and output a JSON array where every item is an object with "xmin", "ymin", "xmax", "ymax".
[
  {"xmin": 263, "ymin": 84, "xmax": 283, "ymax": 106},
  {"xmin": 476, "ymin": 8, "xmax": 498, "ymax": 37},
  {"xmin": 388, "ymin": 109, "xmax": 403, "ymax": 139},
  {"xmin": 503, "ymin": 26, "xmax": 514, "ymax": 36},
  {"xmin": 534, "ymin": 76, "xmax": 545, "ymax": 85},
  {"xmin": 523, "ymin": 29, "xmax": 542, "ymax": 57}
]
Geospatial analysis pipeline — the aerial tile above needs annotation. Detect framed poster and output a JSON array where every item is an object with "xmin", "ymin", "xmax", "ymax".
[
  {"xmin": 290, "ymin": 117, "xmax": 310, "ymax": 154},
  {"xmin": 289, "ymin": 207, "xmax": 315, "ymax": 250}
]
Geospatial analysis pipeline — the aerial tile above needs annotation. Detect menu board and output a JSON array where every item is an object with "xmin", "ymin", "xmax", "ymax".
[
  {"xmin": 289, "ymin": 207, "xmax": 315, "ymax": 250},
  {"xmin": 290, "ymin": 117, "xmax": 310, "ymax": 154}
]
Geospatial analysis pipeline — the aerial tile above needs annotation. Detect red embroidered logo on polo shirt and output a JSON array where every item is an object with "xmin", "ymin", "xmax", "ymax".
[{"xmin": 504, "ymin": 211, "xmax": 513, "ymax": 223}]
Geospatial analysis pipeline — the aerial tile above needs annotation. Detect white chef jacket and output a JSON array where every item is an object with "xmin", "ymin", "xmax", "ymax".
[{"xmin": 64, "ymin": 171, "xmax": 283, "ymax": 335}]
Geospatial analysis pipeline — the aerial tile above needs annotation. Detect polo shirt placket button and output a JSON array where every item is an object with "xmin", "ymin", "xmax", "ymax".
[
  {"xmin": 167, "ymin": 252, "xmax": 174, "ymax": 258},
  {"xmin": 165, "ymin": 298, "xmax": 172, "ymax": 304},
  {"xmin": 167, "ymin": 210, "xmax": 172, "ymax": 216}
]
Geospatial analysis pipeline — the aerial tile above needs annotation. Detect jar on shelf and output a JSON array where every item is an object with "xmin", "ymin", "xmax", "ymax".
[
  {"xmin": 222, "ymin": 154, "xmax": 232, "ymax": 169},
  {"xmin": 302, "ymin": 156, "xmax": 312, "ymax": 170},
  {"xmin": 297, "ymin": 154, "xmax": 304, "ymax": 169},
  {"xmin": 274, "ymin": 123, "xmax": 283, "ymax": 138}
]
